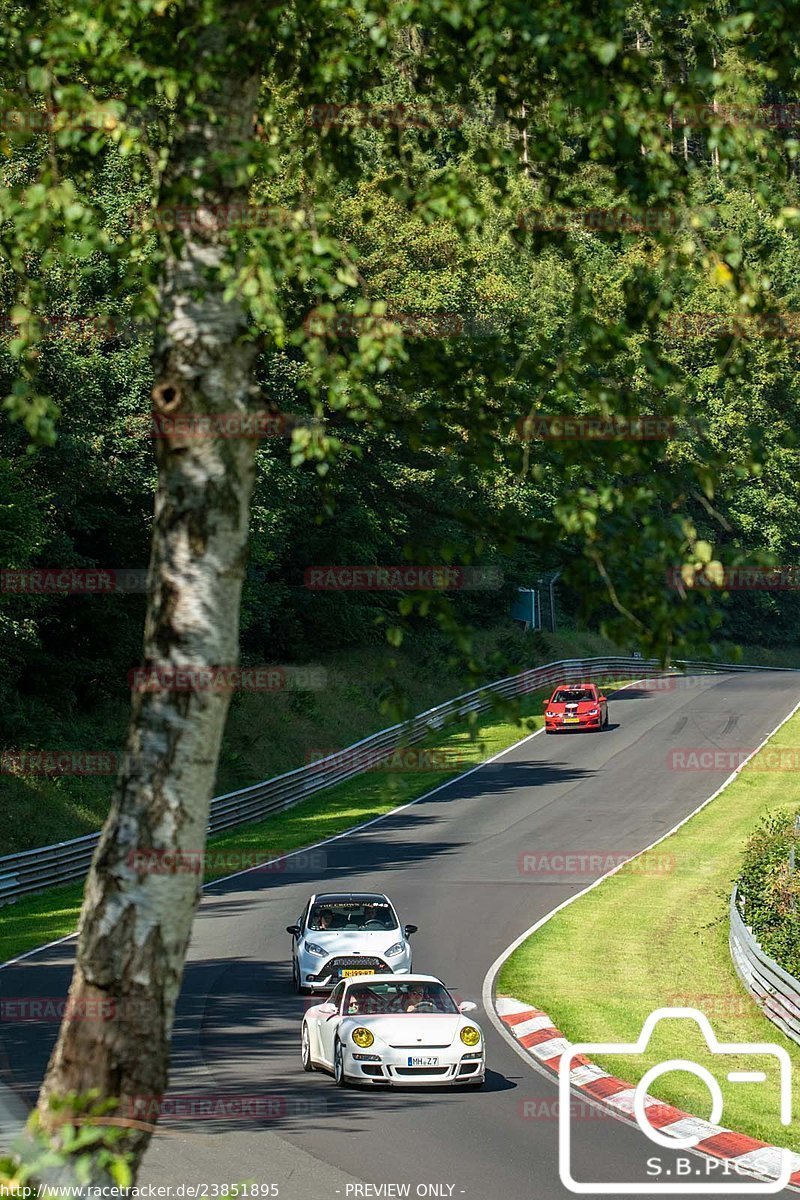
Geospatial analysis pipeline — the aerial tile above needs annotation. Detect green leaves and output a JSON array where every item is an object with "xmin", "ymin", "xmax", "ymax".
[
  {"xmin": 593, "ymin": 40, "xmax": 619, "ymax": 66},
  {"xmin": 0, "ymin": 1091, "xmax": 135, "ymax": 1194},
  {"xmin": 1, "ymin": 0, "xmax": 799, "ymax": 693}
]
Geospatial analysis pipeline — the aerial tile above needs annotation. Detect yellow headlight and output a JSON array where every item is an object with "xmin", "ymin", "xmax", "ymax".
[
  {"xmin": 352, "ymin": 1027, "xmax": 374, "ymax": 1048},
  {"xmin": 460, "ymin": 1025, "xmax": 481, "ymax": 1047}
]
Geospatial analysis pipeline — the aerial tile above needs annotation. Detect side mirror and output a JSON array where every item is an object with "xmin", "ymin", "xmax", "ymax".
[
  {"xmin": 598, "ymin": 695, "xmax": 607, "ymax": 703},
  {"xmin": 458, "ymin": 1001, "xmax": 478, "ymax": 1014},
  {"xmin": 286, "ymin": 925, "xmax": 300, "ymax": 936},
  {"xmin": 403, "ymin": 924, "xmax": 418, "ymax": 937},
  {"xmin": 318, "ymin": 1002, "xmax": 337, "ymax": 1017}
]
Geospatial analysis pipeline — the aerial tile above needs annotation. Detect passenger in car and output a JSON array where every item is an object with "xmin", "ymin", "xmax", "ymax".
[{"xmin": 347, "ymin": 988, "xmax": 385, "ymax": 1015}]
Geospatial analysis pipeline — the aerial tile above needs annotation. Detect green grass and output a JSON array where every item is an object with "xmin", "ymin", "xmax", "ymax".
[
  {"xmin": 499, "ymin": 702, "xmax": 800, "ymax": 1150},
  {"xmin": 0, "ymin": 688, "xmax": 550, "ymax": 965},
  {"xmin": 0, "ymin": 625, "xmax": 619, "ymax": 857},
  {"xmin": 0, "ymin": 706, "xmax": 130, "ymax": 857},
  {"xmin": 718, "ymin": 643, "xmax": 800, "ymax": 670},
  {"xmin": 3, "ymin": 628, "xmax": 798, "ymax": 858}
]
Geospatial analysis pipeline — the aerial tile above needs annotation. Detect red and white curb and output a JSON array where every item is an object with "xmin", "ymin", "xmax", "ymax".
[{"xmin": 496, "ymin": 995, "xmax": 800, "ymax": 1189}]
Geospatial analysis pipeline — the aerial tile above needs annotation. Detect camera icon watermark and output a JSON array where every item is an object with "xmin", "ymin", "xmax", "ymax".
[{"xmin": 558, "ymin": 1008, "xmax": 792, "ymax": 1193}]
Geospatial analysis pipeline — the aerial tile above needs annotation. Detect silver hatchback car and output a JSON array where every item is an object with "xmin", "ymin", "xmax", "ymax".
[{"xmin": 287, "ymin": 891, "xmax": 417, "ymax": 993}]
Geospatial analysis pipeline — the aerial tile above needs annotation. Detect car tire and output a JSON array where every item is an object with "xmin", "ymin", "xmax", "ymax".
[
  {"xmin": 293, "ymin": 958, "xmax": 308, "ymax": 995},
  {"xmin": 301, "ymin": 1023, "xmax": 314, "ymax": 1072},
  {"xmin": 333, "ymin": 1037, "xmax": 350, "ymax": 1088}
]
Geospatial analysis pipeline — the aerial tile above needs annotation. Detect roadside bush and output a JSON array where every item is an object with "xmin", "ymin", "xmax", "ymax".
[{"xmin": 737, "ymin": 809, "xmax": 800, "ymax": 977}]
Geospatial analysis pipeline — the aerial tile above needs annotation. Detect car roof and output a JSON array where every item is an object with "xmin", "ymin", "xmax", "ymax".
[
  {"xmin": 552, "ymin": 682, "xmax": 596, "ymax": 691},
  {"xmin": 311, "ymin": 892, "xmax": 391, "ymax": 904}
]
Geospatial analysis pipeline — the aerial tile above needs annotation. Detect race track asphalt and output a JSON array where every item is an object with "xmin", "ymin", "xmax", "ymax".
[{"xmin": 2, "ymin": 671, "xmax": 799, "ymax": 1200}]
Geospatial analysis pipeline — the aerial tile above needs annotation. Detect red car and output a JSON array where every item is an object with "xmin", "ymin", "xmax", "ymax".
[{"xmin": 544, "ymin": 682, "xmax": 608, "ymax": 733}]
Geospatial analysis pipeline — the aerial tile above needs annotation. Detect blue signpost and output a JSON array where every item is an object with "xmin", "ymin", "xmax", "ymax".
[{"xmin": 511, "ymin": 587, "xmax": 541, "ymax": 630}]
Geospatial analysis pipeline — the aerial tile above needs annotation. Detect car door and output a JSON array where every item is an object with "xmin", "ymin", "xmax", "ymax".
[{"xmin": 316, "ymin": 980, "xmax": 345, "ymax": 1066}]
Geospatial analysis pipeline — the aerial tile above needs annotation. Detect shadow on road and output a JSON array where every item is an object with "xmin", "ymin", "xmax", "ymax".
[{"xmin": 0, "ymin": 752, "xmax": 598, "ymax": 1118}]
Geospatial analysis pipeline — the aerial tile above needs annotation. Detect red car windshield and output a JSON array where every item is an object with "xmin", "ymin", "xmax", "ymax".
[{"xmin": 552, "ymin": 688, "xmax": 596, "ymax": 704}]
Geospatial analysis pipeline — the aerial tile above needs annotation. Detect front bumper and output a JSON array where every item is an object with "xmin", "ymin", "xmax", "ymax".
[
  {"xmin": 344, "ymin": 1047, "xmax": 485, "ymax": 1086},
  {"xmin": 301, "ymin": 951, "xmax": 411, "ymax": 989},
  {"xmin": 545, "ymin": 716, "xmax": 601, "ymax": 732}
]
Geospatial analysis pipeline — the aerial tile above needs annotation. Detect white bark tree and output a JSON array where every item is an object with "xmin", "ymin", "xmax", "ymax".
[{"xmin": 37, "ymin": 12, "xmax": 262, "ymax": 1173}]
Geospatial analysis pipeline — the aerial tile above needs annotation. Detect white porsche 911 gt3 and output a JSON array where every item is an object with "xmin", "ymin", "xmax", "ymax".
[{"xmin": 301, "ymin": 974, "xmax": 485, "ymax": 1087}]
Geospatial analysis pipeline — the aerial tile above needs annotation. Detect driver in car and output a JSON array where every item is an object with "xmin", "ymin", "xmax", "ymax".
[
  {"xmin": 401, "ymin": 984, "xmax": 429, "ymax": 1012},
  {"xmin": 360, "ymin": 904, "xmax": 384, "ymax": 927}
]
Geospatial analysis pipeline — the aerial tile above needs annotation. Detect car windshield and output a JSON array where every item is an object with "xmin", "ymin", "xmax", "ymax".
[
  {"xmin": 553, "ymin": 688, "xmax": 594, "ymax": 703},
  {"xmin": 307, "ymin": 900, "xmax": 397, "ymax": 931},
  {"xmin": 344, "ymin": 981, "xmax": 458, "ymax": 1015}
]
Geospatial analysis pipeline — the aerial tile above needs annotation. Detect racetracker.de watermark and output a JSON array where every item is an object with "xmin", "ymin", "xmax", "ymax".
[
  {"xmin": 670, "ymin": 103, "xmax": 800, "ymax": 129},
  {"xmin": 149, "ymin": 412, "xmax": 304, "ymax": 439},
  {"xmin": 2, "ymin": 568, "xmax": 150, "ymax": 594},
  {"xmin": 0, "ymin": 312, "xmax": 128, "ymax": 343},
  {"xmin": 303, "ymin": 565, "xmax": 501, "ymax": 590},
  {"xmin": 517, "ymin": 850, "xmax": 675, "ymax": 877},
  {"xmin": 127, "ymin": 202, "xmax": 301, "ymax": 233},
  {"xmin": 0, "ymin": 103, "xmax": 120, "ymax": 134},
  {"xmin": 128, "ymin": 665, "xmax": 326, "ymax": 692},
  {"xmin": 665, "ymin": 993, "xmax": 755, "ymax": 1020},
  {"xmin": 304, "ymin": 102, "xmax": 503, "ymax": 129},
  {"xmin": 0, "ymin": 750, "xmax": 118, "ymax": 776},
  {"xmin": 516, "ymin": 207, "xmax": 677, "ymax": 233},
  {"xmin": 126, "ymin": 1094, "xmax": 326, "ymax": 1121},
  {"xmin": 518, "ymin": 1096, "xmax": 614, "ymax": 1121},
  {"xmin": 516, "ymin": 415, "xmax": 675, "ymax": 441},
  {"xmin": 665, "ymin": 312, "xmax": 800, "ymax": 339},
  {"xmin": 667, "ymin": 565, "xmax": 800, "ymax": 590},
  {"xmin": 613, "ymin": 673, "xmax": 709, "ymax": 692},
  {"xmin": 667, "ymin": 747, "xmax": 800, "ymax": 771},
  {"xmin": 667, "ymin": 992, "xmax": 800, "ymax": 1022},
  {"xmin": 304, "ymin": 309, "xmax": 464, "ymax": 339},
  {"xmin": 1, "ymin": 997, "xmax": 129, "ymax": 1022},
  {"xmin": 126, "ymin": 847, "xmax": 327, "ymax": 875},
  {"xmin": 305, "ymin": 747, "xmax": 467, "ymax": 772}
]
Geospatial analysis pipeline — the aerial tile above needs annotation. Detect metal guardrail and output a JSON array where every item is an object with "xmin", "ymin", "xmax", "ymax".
[
  {"xmin": 730, "ymin": 885, "xmax": 800, "ymax": 1045},
  {"xmin": 0, "ymin": 655, "xmax": 783, "ymax": 905},
  {"xmin": 675, "ymin": 659, "xmax": 800, "ymax": 674}
]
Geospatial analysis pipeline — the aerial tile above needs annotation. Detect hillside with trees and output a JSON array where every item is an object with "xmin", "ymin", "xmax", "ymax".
[{"xmin": 0, "ymin": 0, "xmax": 799, "ymax": 1182}]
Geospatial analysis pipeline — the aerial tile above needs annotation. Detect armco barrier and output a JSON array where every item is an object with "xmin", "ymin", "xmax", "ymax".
[
  {"xmin": 730, "ymin": 884, "xmax": 800, "ymax": 1046},
  {"xmin": 0, "ymin": 656, "xmax": 785, "ymax": 905}
]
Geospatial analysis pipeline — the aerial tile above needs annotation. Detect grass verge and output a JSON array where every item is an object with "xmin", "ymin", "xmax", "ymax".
[
  {"xmin": 499, "ymin": 701, "xmax": 800, "ymax": 1151},
  {"xmin": 0, "ymin": 689, "xmax": 551, "ymax": 965},
  {"xmin": 0, "ymin": 626, "xmax": 618, "ymax": 856}
]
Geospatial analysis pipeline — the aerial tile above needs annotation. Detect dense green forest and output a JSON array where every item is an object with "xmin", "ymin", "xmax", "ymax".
[
  {"xmin": 4, "ymin": 1, "xmax": 800, "ymax": 1183},
  {"xmin": 2, "ymin": 0, "xmax": 800, "ymax": 809}
]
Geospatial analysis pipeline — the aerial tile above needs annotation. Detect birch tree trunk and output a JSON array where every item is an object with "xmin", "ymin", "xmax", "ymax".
[
  {"xmin": 36, "ymin": 12, "xmax": 262, "ymax": 1178},
  {"xmin": 711, "ymin": 50, "xmax": 720, "ymax": 172}
]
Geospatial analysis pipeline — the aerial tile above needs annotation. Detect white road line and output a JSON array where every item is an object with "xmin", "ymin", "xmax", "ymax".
[
  {"xmin": 481, "ymin": 688, "xmax": 800, "ymax": 1182},
  {"xmin": 1, "ymin": 679, "xmax": 563, "ymax": 970},
  {"xmin": 0, "ymin": 672, "xmax": 698, "ymax": 974}
]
